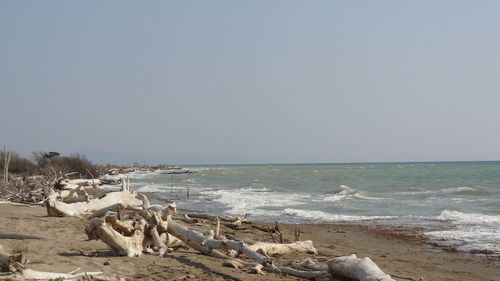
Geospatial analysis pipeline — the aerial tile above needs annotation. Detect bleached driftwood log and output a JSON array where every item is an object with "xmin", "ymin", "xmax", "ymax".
[
  {"xmin": 0, "ymin": 243, "xmax": 27, "ymax": 271},
  {"xmin": 85, "ymin": 204, "xmax": 183, "ymax": 257},
  {"xmin": 165, "ymin": 215, "xmax": 274, "ymax": 267},
  {"xmin": 46, "ymin": 181, "xmax": 142, "ymax": 217},
  {"xmin": 247, "ymin": 240, "xmax": 318, "ymax": 256},
  {"xmin": 0, "ymin": 233, "xmax": 42, "ymax": 240},
  {"xmin": 79, "ymin": 185, "xmax": 387, "ymax": 280},
  {"xmin": 55, "ymin": 178, "xmax": 103, "ymax": 190},
  {"xmin": 68, "ymin": 178, "xmax": 102, "ymax": 187},
  {"xmin": 86, "ymin": 216, "xmax": 147, "ymax": 257},
  {"xmin": 85, "ymin": 206, "xmax": 336, "ymax": 279},
  {"xmin": 5, "ymin": 263, "xmax": 103, "ymax": 280},
  {"xmin": 327, "ymin": 254, "xmax": 395, "ymax": 281},
  {"xmin": 162, "ymin": 208, "xmax": 327, "ymax": 279},
  {"xmin": 297, "ymin": 257, "xmax": 328, "ymax": 271}
]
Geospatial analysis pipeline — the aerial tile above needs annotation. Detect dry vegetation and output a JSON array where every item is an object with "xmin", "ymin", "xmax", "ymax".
[{"xmin": 0, "ymin": 150, "xmax": 100, "ymax": 203}]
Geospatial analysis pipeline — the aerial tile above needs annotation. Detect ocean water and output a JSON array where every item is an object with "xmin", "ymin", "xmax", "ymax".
[{"xmin": 102, "ymin": 162, "xmax": 500, "ymax": 255}]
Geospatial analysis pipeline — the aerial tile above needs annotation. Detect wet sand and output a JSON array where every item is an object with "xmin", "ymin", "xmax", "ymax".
[{"xmin": 0, "ymin": 203, "xmax": 498, "ymax": 281}]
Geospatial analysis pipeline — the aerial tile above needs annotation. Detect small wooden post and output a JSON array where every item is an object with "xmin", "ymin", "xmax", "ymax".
[{"xmin": 3, "ymin": 146, "xmax": 10, "ymax": 184}]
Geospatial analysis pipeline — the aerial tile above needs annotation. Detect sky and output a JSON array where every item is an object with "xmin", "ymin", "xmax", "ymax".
[{"xmin": 1, "ymin": 1, "xmax": 500, "ymax": 164}]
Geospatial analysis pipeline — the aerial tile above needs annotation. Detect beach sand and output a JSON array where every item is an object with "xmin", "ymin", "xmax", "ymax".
[{"xmin": 0, "ymin": 203, "xmax": 498, "ymax": 281}]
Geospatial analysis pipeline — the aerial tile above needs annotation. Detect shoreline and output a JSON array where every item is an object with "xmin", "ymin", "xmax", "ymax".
[
  {"xmin": 149, "ymin": 190, "xmax": 500, "ymax": 260},
  {"xmin": 1, "ymin": 202, "xmax": 498, "ymax": 281}
]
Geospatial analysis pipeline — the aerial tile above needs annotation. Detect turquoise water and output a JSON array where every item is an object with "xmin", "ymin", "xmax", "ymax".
[{"xmin": 103, "ymin": 162, "xmax": 500, "ymax": 254}]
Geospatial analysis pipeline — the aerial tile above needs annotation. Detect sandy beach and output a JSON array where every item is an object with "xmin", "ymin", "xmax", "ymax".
[{"xmin": 0, "ymin": 203, "xmax": 498, "ymax": 281}]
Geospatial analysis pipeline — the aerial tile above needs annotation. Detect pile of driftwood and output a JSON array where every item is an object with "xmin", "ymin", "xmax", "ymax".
[
  {"xmin": 0, "ymin": 173, "xmax": 118, "ymax": 205},
  {"xmin": 0, "ymin": 176, "xmax": 51, "ymax": 204},
  {"xmin": 1, "ymin": 178, "xmax": 395, "ymax": 281},
  {"xmin": 0, "ymin": 176, "xmax": 122, "ymax": 280}
]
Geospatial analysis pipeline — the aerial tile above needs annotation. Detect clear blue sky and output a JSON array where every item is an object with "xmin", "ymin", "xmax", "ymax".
[{"xmin": 1, "ymin": 1, "xmax": 500, "ymax": 164}]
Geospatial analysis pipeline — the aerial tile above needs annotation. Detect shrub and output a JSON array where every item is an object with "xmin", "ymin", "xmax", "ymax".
[
  {"xmin": 0, "ymin": 151, "xmax": 38, "ymax": 175},
  {"xmin": 33, "ymin": 152, "xmax": 100, "ymax": 179}
]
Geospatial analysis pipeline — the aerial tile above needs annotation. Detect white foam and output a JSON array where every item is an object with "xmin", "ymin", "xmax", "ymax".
[
  {"xmin": 282, "ymin": 208, "xmax": 394, "ymax": 222},
  {"xmin": 201, "ymin": 188, "xmax": 311, "ymax": 216},
  {"xmin": 323, "ymin": 185, "xmax": 382, "ymax": 201},
  {"xmin": 425, "ymin": 210, "xmax": 500, "ymax": 253},
  {"xmin": 322, "ymin": 194, "xmax": 348, "ymax": 202},
  {"xmin": 436, "ymin": 210, "xmax": 500, "ymax": 225},
  {"xmin": 354, "ymin": 193, "xmax": 384, "ymax": 200},
  {"xmin": 100, "ymin": 170, "xmax": 158, "ymax": 181},
  {"xmin": 398, "ymin": 186, "xmax": 478, "ymax": 195}
]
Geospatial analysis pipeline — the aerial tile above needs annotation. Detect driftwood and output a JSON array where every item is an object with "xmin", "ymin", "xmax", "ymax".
[
  {"xmin": 165, "ymin": 215, "xmax": 275, "ymax": 267},
  {"xmin": 0, "ymin": 244, "xmax": 28, "ymax": 271},
  {"xmin": 225, "ymin": 233, "xmax": 257, "ymax": 245},
  {"xmin": 0, "ymin": 233, "xmax": 42, "ymax": 240},
  {"xmin": 46, "ymin": 181, "xmax": 142, "ymax": 217},
  {"xmin": 1, "ymin": 244, "xmax": 115, "ymax": 281},
  {"xmin": 25, "ymin": 176, "xmax": 396, "ymax": 281},
  {"xmin": 86, "ymin": 216, "xmax": 147, "ymax": 257},
  {"xmin": 84, "ymin": 201, "xmax": 341, "ymax": 279},
  {"xmin": 248, "ymin": 240, "xmax": 318, "ymax": 256},
  {"xmin": 55, "ymin": 178, "xmax": 104, "ymax": 190},
  {"xmin": 3, "ymin": 263, "xmax": 103, "ymax": 280},
  {"xmin": 327, "ymin": 254, "xmax": 395, "ymax": 281},
  {"xmin": 84, "ymin": 203, "xmax": 397, "ymax": 280},
  {"xmin": 297, "ymin": 257, "xmax": 328, "ymax": 271}
]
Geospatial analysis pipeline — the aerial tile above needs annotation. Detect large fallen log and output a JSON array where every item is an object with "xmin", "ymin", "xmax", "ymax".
[
  {"xmin": 46, "ymin": 181, "xmax": 142, "ymax": 217},
  {"xmin": 84, "ymin": 205, "xmax": 334, "ymax": 279},
  {"xmin": 247, "ymin": 240, "xmax": 318, "ymax": 256},
  {"xmin": 165, "ymin": 215, "xmax": 275, "ymax": 267},
  {"xmin": 54, "ymin": 178, "xmax": 104, "ymax": 190},
  {"xmin": 0, "ymin": 233, "xmax": 43, "ymax": 240},
  {"xmin": 327, "ymin": 254, "xmax": 395, "ymax": 281},
  {"xmin": 67, "ymin": 178, "xmax": 102, "ymax": 187},
  {"xmin": 86, "ymin": 216, "xmax": 147, "ymax": 257},
  {"xmin": 3, "ymin": 263, "xmax": 103, "ymax": 280}
]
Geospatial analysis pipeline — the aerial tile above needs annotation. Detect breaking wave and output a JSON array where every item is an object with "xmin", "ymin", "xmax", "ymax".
[
  {"xmin": 201, "ymin": 187, "xmax": 312, "ymax": 216},
  {"xmin": 425, "ymin": 210, "xmax": 500, "ymax": 253},
  {"xmin": 282, "ymin": 208, "xmax": 394, "ymax": 222},
  {"xmin": 323, "ymin": 185, "xmax": 381, "ymax": 202},
  {"xmin": 398, "ymin": 186, "xmax": 480, "ymax": 195}
]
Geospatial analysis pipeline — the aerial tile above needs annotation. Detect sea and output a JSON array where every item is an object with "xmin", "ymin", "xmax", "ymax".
[{"xmin": 102, "ymin": 161, "xmax": 500, "ymax": 256}]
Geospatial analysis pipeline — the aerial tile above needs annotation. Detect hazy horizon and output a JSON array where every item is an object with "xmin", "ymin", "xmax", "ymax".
[{"xmin": 2, "ymin": 1, "xmax": 500, "ymax": 165}]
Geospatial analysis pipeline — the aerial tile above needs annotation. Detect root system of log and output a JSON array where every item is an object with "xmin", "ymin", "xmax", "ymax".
[
  {"xmin": 86, "ymin": 216, "xmax": 146, "ymax": 257},
  {"xmin": 0, "ymin": 244, "xmax": 28, "ymax": 272}
]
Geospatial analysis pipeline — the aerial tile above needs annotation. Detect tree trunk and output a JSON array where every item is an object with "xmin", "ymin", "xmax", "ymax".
[
  {"xmin": 8, "ymin": 263, "xmax": 103, "ymax": 280},
  {"xmin": 47, "ymin": 189, "xmax": 142, "ymax": 217},
  {"xmin": 247, "ymin": 240, "xmax": 318, "ymax": 256}
]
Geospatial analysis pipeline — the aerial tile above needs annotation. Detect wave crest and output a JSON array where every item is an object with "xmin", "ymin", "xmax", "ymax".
[{"xmin": 282, "ymin": 208, "xmax": 393, "ymax": 222}]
